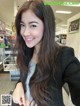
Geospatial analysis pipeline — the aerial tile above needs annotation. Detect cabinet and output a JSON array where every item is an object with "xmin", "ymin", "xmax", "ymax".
[{"xmin": 3, "ymin": 53, "xmax": 20, "ymax": 81}]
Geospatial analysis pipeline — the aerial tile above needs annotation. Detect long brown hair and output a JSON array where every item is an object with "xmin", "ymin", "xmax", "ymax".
[{"xmin": 15, "ymin": 0, "xmax": 60, "ymax": 105}]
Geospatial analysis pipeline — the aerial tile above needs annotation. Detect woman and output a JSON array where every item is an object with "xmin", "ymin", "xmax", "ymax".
[{"xmin": 12, "ymin": 0, "xmax": 80, "ymax": 106}]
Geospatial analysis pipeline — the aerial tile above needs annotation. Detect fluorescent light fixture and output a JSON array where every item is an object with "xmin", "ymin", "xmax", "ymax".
[{"xmin": 56, "ymin": 10, "xmax": 72, "ymax": 14}]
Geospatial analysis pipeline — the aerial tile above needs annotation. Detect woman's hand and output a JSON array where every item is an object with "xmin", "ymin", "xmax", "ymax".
[{"xmin": 12, "ymin": 82, "xmax": 26, "ymax": 106}]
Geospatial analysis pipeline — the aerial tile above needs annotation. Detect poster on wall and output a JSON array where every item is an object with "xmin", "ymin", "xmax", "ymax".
[{"xmin": 68, "ymin": 19, "xmax": 80, "ymax": 34}]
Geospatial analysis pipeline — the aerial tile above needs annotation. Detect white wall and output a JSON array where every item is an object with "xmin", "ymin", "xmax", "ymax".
[{"xmin": 66, "ymin": 13, "xmax": 80, "ymax": 61}]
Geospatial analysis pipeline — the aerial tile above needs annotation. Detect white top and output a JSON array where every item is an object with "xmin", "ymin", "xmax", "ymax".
[{"xmin": 25, "ymin": 62, "xmax": 36, "ymax": 101}]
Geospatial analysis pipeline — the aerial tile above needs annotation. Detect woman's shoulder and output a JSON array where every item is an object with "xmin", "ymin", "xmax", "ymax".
[
  {"xmin": 58, "ymin": 46, "xmax": 80, "ymax": 69},
  {"xmin": 58, "ymin": 46, "xmax": 75, "ymax": 59},
  {"xmin": 56, "ymin": 46, "xmax": 76, "ymax": 66},
  {"xmin": 59, "ymin": 46, "xmax": 74, "ymax": 54}
]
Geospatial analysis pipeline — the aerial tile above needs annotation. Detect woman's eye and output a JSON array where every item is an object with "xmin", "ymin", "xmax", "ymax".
[
  {"xmin": 31, "ymin": 25, "xmax": 37, "ymax": 27},
  {"xmin": 20, "ymin": 23, "xmax": 25, "ymax": 27}
]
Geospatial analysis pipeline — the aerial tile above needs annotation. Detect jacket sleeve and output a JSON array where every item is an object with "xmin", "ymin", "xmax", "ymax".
[{"xmin": 62, "ymin": 47, "xmax": 80, "ymax": 106}]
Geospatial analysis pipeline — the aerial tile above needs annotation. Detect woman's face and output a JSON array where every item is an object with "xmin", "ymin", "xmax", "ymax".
[{"xmin": 20, "ymin": 10, "xmax": 44, "ymax": 48}]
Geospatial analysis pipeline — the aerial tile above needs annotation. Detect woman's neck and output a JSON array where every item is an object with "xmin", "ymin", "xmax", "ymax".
[
  {"xmin": 31, "ymin": 43, "xmax": 40, "ymax": 64},
  {"xmin": 34, "ymin": 43, "xmax": 41, "ymax": 54},
  {"xmin": 31, "ymin": 53, "xmax": 38, "ymax": 64}
]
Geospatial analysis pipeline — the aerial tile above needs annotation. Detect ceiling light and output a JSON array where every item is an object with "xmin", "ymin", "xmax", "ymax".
[{"xmin": 56, "ymin": 11, "xmax": 72, "ymax": 14}]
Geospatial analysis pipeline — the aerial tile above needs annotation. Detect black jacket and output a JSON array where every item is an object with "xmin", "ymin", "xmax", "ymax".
[
  {"xmin": 47, "ymin": 46, "xmax": 80, "ymax": 106},
  {"xmin": 12, "ymin": 46, "xmax": 80, "ymax": 106}
]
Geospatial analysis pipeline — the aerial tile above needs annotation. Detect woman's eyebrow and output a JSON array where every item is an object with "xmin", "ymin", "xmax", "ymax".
[
  {"xmin": 29, "ymin": 21, "xmax": 39, "ymax": 24},
  {"xmin": 20, "ymin": 21, "xmax": 39, "ymax": 24}
]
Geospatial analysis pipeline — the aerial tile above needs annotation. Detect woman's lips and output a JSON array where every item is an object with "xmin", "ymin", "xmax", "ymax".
[{"xmin": 23, "ymin": 36, "xmax": 34, "ymax": 43}]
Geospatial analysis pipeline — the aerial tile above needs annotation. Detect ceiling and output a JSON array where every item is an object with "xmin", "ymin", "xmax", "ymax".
[{"xmin": 0, "ymin": 0, "xmax": 80, "ymax": 31}]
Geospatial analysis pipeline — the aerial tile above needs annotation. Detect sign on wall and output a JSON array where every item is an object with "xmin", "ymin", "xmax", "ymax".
[{"xmin": 68, "ymin": 19, "xmax": 80, "ymax": 34}]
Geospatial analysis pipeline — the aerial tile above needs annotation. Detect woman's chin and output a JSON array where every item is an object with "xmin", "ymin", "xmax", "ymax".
[{"xmin": 26, "ymin": 44, "xmax": 34, "ymax": 48}]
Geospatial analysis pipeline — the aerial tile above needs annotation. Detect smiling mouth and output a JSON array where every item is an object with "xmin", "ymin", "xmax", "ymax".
[
  {"xmin": 24, "ymin": 37, "xmax": 34, "ymax": 43},
  {"xmin": 26, "ymin": 38, "xmax": 33, "ymax": 41},
  {"xmin": 23, "ymin": 35, "xmax": 34, "ymax": 43}
]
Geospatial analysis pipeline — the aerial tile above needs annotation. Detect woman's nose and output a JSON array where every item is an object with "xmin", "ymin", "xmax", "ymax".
[{"xmin": 23, "ymin": 28, "xmax": 30, "ymax": 36}]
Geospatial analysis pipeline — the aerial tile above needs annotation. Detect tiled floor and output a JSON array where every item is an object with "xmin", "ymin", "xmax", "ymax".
[{"xmin": 0, "ymin": 73, "xmax": 17, "ymax": 106}]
